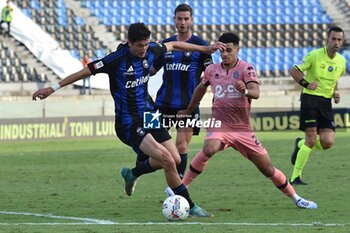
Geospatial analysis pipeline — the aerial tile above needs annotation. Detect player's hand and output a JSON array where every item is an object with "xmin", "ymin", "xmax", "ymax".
[
  {"xmin": 333, "ymin": 91, "xmax": 340, "ymax": 104},
  {"xmin": 32, "ymin": 87, "xmax": 54, "ymax": 101},
  {"xmin": 207, "ymin": 42, "xmax": 226, "ymax": 54},
  {"xmin": 307, "ymin": 81, "xmax": 318, "ymax": 90},
  {"xmin": 235, "ymin": 80, "xmax": 246, "ymax": 93}
]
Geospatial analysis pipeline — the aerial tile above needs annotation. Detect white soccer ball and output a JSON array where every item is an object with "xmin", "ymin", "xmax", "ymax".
[{"xmin": 162, "ymin": 195, "xmax": 190, "ymax": 221}]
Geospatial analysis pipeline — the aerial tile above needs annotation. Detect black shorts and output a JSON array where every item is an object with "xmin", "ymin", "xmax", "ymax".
[
  {"xmin": 156, "ymin": 106, "xmax": 201, "ymax": 135},
  {"xmin": 115, "ymin": 121, "xmax": 172, "ymax": 155},
  {"xmin": 299, "ymin": 94, "xmax": 335, "ymax": 131}
]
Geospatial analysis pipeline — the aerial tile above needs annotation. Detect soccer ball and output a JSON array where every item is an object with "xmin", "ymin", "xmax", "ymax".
[{"xmin": 162, "ymin": 195, "xmax": 190, "ymax": 221}]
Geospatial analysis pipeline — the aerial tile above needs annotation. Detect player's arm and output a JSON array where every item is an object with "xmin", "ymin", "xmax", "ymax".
[
  {"xmin": 333, "ymin": 81, "xmax": 340, "ymax": 104},
  {"xmin": 32, "ymin": 67, "xmax": 91, "ymax": 100},
  {"xmin": 291, "ymin": 66, "xmax": 318, "ymax": 90},
  {"xmin": 235, "ymin": 80, "xmax": 260, "ymax": 99},
  {"xmin": 178, "ymin": 82, "xmax": 208, "ymax": 116},
  {"xmin": 164, "ymin": 41, "xmax": 225, "ymax": 54}
]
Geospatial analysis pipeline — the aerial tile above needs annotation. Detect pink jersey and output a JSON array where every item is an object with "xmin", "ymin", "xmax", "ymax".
[{"xmin": 202, "ymin": 60, "xmax": 259, "ymax": 130}]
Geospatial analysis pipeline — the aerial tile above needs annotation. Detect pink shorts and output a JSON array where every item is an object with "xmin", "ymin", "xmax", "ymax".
[{"xmin": 205, "ymin": 129, "xmax": 267, "ymax": 157}]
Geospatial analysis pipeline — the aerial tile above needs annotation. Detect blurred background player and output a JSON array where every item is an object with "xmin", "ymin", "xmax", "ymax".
[
  {"xmin": 179, "ymin": 32, "xmax": 317, "ymax": 209},
  {"xmin": 0, "ymin": 0, "xmax": 13, "ymax": 37},
  {"xmin": 80, "ymin": 54, "xmax": 92, "ymax": 95},
  {"xmin": 289, "ymin": 26, "xmax": 346, "ymax": 185},
  {"xmin": 32, "ymin": 22, "xmax": 225, "ymax": 217},
  {"xmin": 135, "ymin": 3, "xmax": 213, "ymax": 180}
]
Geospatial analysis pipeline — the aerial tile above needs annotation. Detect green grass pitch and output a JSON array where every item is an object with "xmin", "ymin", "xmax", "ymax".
[{"xmin": 0, "ymin": 131, "xmax": 349, "ymax": 233}]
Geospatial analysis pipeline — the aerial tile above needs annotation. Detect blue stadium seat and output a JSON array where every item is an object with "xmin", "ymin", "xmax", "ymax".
[{"xmin": 30, "ymin": 0, "xmax": 40, "ymax": 9}]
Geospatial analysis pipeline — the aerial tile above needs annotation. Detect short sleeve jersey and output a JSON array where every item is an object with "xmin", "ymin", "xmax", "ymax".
[
  {"xmin": 154, "ymin": 35, "xmax": 213, "ymax": 109},
  {"xmin": 202, "ymin": 60, "xmax": 259, "ymax": 130},
  {"xmin": 87, "ymin": 42, "xmax": 167, "ymax": 128},
  {"xmin": 296, "ymin": 46, "xmax": 346, "ymax": 98}
]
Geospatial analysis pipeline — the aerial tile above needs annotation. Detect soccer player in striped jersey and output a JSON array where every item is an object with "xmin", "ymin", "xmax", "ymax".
[
  {"xmin": 32, "ymin": 22, "xmax": 225, "ymax": 217},
  {"xmin": 136, "ymin": 3, "xmax": 213, "ymax": 179},
  {"xmin": 179, "ymin": 32, "xmax": 317, "ymax": 209},
  {"xmin": 289, "ymin": 26, "xmax": 346, "ymax": 185}
]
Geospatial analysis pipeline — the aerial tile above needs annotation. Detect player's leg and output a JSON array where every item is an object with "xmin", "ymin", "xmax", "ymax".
[
  {"xmin": 246, "ymin": 151, "xmax": 317, "ymax": 209},
  {"xmin": 0, "ymin": 20, "xmax": 3, "ymax": 34},
  {"xmin": 182, "ymin": 138, "xmax": 224, "ymax": 187},
  {"xmin": 290, "ymin": 127, "xmax": 317, "ymax": 184},
  {"xmin": 140, "ymin": 135, "xmax": 213, "ymax": 217},
  {"xmin": 175, "ymin": 107, "xmax": 200, "ymax": 179},
  {"xmin": 235, "ymin": 131, "xmax": 317, "ymax": 209},
  {"xmin": 7, "ymin": 22, "xmax": 10, "ymax": 36},
  {"xmin": 291, "ymin": 95, "xmax": 319, "ymax": 184},
  {"xmin": 175, "ymin": 127, "xmax": 193, "ymax": 179}
]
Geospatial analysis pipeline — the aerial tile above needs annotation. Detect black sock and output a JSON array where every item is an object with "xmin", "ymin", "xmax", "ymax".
[
  {"xmin": 172, "ymin": 184, "xmax": 194, "ymax": 208},
  {"xmin": 177, "ymin": 153, "xmax": 188, "ymax": 179},
  {"xmin": 131, "ymin": 159, "xmax": 156, "ymax": 177},
  {"xmin": 135, "ymin": 153, "xmax": 149, "ymax": 166}
]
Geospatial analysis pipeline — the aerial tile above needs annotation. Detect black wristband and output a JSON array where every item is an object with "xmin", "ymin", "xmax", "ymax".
[{"xmin": 299, "ymin": 79, "xmax": 309, "ymax": 88}]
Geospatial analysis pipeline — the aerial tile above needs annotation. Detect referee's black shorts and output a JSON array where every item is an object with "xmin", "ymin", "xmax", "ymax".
[{"xmin": 299, "ymin": 93, "xmax": 335, "ymax": 131}]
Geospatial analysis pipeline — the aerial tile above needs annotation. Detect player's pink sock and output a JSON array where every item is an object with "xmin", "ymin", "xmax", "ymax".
[
  {"xmin": 182, "ymin": 150, "xmax": 210, "ymax": 187},
  {"xmin": 269, "ymin": 168, "xmax": 295, "ymax": 197}
]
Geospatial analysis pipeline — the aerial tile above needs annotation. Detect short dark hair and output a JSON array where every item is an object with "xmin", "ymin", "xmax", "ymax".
[
  {"xmin": 328, "ymin": 26, "xmax": 344, "ymax": 38},
  {"xmin": 174, "ymin": 3, "xmax": 193, "ymax": 16},
  {"xmin": 127, "ymin": 23, "xmax": 151, "ymax": 43},
  {"xmin": 219, "ymin": 32, "xmax": 240, "ymax": 45}
]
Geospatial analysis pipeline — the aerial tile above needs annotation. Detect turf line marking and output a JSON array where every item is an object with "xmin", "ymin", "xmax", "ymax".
[
  {"xmin": 1, "ymin": 211, "xmax": 349, "ymax": 227},
  {"xmin": 0, "ymin": 222, "xmax": 349, "ymax": 226},
  {"xmin": 0, "ymin": 211, "xmax": 115, "ymax": 224}
]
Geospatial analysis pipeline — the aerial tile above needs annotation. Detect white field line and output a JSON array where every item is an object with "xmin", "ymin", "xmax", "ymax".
[
  {"xmin": 0, "ymin": 210, "xmax": 349, "ymax": 227},
  {"xmin": 0, "ymin": 211, "xmax": 114, "ymax": 224}
]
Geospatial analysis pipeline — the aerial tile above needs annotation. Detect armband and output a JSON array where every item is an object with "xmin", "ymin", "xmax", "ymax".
[
  {"xmin": 298, "ymin": 79, "xmax": 309, "ymax": 88},
  {"xmin": 50, "ymin": 82, "xmax": 61, "ymax": 92}
]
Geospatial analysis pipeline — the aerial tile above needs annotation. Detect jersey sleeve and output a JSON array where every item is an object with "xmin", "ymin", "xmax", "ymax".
[
  {"xmin": 295, "ymin": 51, "xmax": 313, "ymax": 72},
  {"xmin": 149, "ymin": 42, "xmax": 167, "ymax": 60},
  {"xmin": 88, "ymin": 51, "xmax": 119, "ymax": 75},
  {"xmin": 201, "ymin": 64, "xmax": 213, "ymax": 86},
  {"xmin": 152, "ymin": 52, "xmax": 165, "ymax": 72},
  {"xmin": 242, "ymin": 64, "xmax": 259, "ymax": 84}
]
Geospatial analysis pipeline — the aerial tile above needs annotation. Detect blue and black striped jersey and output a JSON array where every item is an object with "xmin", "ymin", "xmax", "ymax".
[
  {"xmin": 153, "ymin": 35, "xmax": 213, "ymax": 109},
  {"xmin": 88, "ymin": 42, "xmax": 167, "ymax": 128}
]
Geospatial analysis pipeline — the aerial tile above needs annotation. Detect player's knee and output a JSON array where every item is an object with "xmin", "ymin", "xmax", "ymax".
[
  {"xmin": 176, "ymin": 142, "xmax": 188, "ymax": 154},
  {"xmin": 321, "ymin": 140, "xmax": 333, "ymax": 150},
  {"xmin": 202, "ymin": 147, "xmax": 217, "ymax": 158},
  {"xmin": 305, "ymin": 138, "xmax": 316, "ymax": 148},
  {"xmin": 160, "ymin": 151, "xmax": 176, "ymax": 168}
]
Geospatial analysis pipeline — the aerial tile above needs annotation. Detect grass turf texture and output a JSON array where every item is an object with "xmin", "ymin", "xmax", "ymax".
[{"xmin": 0, "ymin": 131, "xmax": 349, "ymax": 233}]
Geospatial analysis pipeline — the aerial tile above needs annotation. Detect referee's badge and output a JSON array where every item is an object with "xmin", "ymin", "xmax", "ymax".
[
  {"xmin": 143, "ymin": 59, "xmax": 149, "ymax": 68},
  {"xmin": 328, "ymin": 66, "xmax": 333, "ymax": 72}
]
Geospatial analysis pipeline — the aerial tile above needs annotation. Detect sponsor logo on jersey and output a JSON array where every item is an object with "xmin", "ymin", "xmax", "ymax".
[
  {"xmin": 125, "ymin": 75, "xmax": 149, "ymax": 88},
  {"xmin": 233, "ymin": 71, "xmax": 239, "ymax": 79},
  {"xmin": 165, "ymin": 63, "xmax": 190, "ymax": 71},
  {"xmin": 94, "ymin": 61, "xmax": 104, "ymax": 69},
  {"xmin": 124, "ymin": 66, "xmax": 134, "ymax": 75}
]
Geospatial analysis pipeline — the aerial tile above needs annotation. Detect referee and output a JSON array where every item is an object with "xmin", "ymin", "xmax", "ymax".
[{"xmin": 289, "ymin": 26, "xmax": 347, "ymax": 185}]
